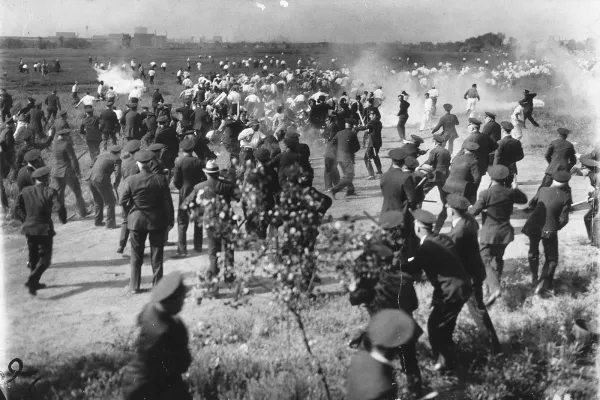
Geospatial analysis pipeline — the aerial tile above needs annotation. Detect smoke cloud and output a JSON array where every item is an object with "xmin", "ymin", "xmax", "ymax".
[{"xmin": 94, "ymin": 65, "xmax": 145, "ymax": 95}]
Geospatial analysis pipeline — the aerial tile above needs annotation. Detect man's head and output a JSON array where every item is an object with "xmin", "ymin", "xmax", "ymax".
[
  {"xmin": 468, "ymin": 117, "xmax": 482, "ymax": 132},
  {"xmin": 31, "ymin": 166, "xmax": 51, "ymax": 186},
  {"xmin": 151, "ymin": 271, "xmax": 188, "ymax": 315},
  {"xmin": 500, "ymin": 121, "xmax": 513, "ymax": 135},
  {"xmin": 52, "ymin": 89, "xmax": 57, "ymax": 94},
  {"xmin": 446, "ymin": 193, "xmax": 470, "ymax": 219},
  {"xmin": 249, "ymin": 119, "xmax": 260, "ymax": 131},
  {"xmin": 464, "ymin": 141, "xmax": 479, "ymax": 154},
  {"xmin": 389, "ymin": 147, "xmax": 409, "ymax": 167},
  {"xmin": 412, "ymin": 209, "xmax": 436, "ymax": 238},
  {"xmin": 345, "ymin": 118, "xmax": 357, "ymax": 129},
  {"xmin": 424, "ymin": 93, "xmax": 430, "ymax": 99},
  {"xmin": 135, "ymin": 150, "xmax": 154, "ymax": 172},
  {"xmin": 203, "ymin": 160, "xmax": 220, "ymax": 179},
  {"xmin": 484, "ymin": 112, "xmax": 496, "ymax": 122},
  {"xmin": 24, "ymin": 149, "xmax": 43, "ymax": 168},
  {"xmin": 472, "ymin": 83, "xmax": 477, "ymax": 88},
  {"xmin": 557, "ymin": 128, "xmax": 571, "ymax": 138}
]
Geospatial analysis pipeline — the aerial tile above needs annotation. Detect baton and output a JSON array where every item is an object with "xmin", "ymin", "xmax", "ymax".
[{"xmin": 77, "ymin": 150, "xmax": 89, "ymax": 161}]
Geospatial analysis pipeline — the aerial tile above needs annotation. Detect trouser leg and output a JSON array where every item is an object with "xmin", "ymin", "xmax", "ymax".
[
  {"xmin": 364, "ymin": 148, "xmax": 374, "ymax": 177},
  {"xmin": 177, "ymin": 209, "xmax": 189, "ymax": 254},
  {"xmin": 428, "ymin": 300, "xmax": 464, "ymax": 367},
  {"xmin": 28, "ymin": 235, "xmax": 53, "ymax": 285},
  {"xmin": 372, "ymin": 146, "xmax": 382, "ymax": 173},
  {"xmin": 480, "ymin": 244, "xmax": 501, "ymax": 295},
  {"xmin": 466, "ymin": 281, "xmax": 501, "ymax": 352},
  {"xmin": 148, "ymin": 230, "xmax": 165, "ymax": 287},
  {"xmin": 206, "ymin": 228, "xmax": 221, "ymax": 280},
  {"xmin": 399, "ymin": 340, "xmax": 423, "ymax": 397},
  {"xmin": 89, "ymin": 182, "xmax": 104, "ymax": 224},
  {"xmin": 129, "ymin": 230, "xmax": 147, "ymax": 291},
  {"xmin": 434, "ymin": 186, "xmax": 448, "ymax": 233},
  {"xmin": 540, "ymin": 235, "xmax": 559, "ymax": 291},
  {"xmin": 528, "ymin": 235, "xmax": 541, "ymax": 282},
  {"xmin": 584, "ymin": 208, "xmax": 595, "ymax": 240},
  {"xmin": 0, "ymin": 179, "xmax": 8, "ymax": 208},
  {"xmin": 26, "ymin": 235, "xmax": 40, "ymax": 276},
  {"xmin": 66, "ymin": 172, "xmax": 87, "ymax": 217},
  {"xmin": 87, "ymin": 141, "xmax": 101, "ymax": 165}
]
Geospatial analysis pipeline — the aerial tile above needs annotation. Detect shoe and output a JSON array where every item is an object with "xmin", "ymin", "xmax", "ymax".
[
  {"xmin": 164, "ymin": 241, "xmax": 176, "ymax": 246},
  {"xmin": 95, "ymin": 221, "xmax": 106, "ymax": 227},
  {"xmin": 345, "ymin": 192, "xmax": 358, "ymax": 197},
  {"xmin": 531, "ymin": 274, "xmax": 538, "ymax": 286},
  {"xmin": 106, "ymin": 224, "xmax": 118, "ymax": 229},
  {"xmin": 366, "ymin": 175, "xmax": 376, "ymax": 180},
  {"xmin": 28, "ymin": 286, "xmax": 37, "ymax": 296},
  {"xmin": 484, "ymin": 290, "xmax": 502, "ymax": 307},
  {"xmin": 376, "ymin": 171, "xmax": 382, "ymax": 175},
  {"xmin": 124, "ymin": 285, "xmax": 140, "ymax": 295},
  {"xmin": 171, "ymin": 252, "xmax": 187, "ymax": 259},
  {"xmin": 330, "ymin": 191, "xmax": 337, "ymax": 200},
  {"xmin": 194, "ymin": 247, "xmax": 203, "ymax": 253},
  {"xmin": 116, "ymin": 247, "xmax": 124, "ymax": 254},
  {"xmin": 81, "ymin": 210, "xmax": 90, "ymax": 218}
]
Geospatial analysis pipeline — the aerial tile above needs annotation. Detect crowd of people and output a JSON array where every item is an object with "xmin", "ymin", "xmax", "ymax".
[{"xmin": 0, "ymin": 52, "xmax": 598, "ymax": 400}]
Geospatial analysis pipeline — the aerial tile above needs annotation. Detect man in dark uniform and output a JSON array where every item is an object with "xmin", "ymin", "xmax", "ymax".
[
  {"xmin": 121, "ymin": 271, "xmax": 192, "ymax": 400},
  {"xmin": 456, "ymin": 118, "xmax": 498, "ymax": 185},
  {"xmin": 269, "ymin": 136, "xmax": 302, "ymax": 189},
  {"xmin": 330, "ymin": 118, "xmax": 360, "ymax": 199},
  {"xmin": 431, "ymin": 103, "xmax": 460, "ymax": 155},
  {"xmin": 50, "ymin": 110, "xmax": 69, "ymax": 136},
  {"xmin": 28, "ymin": 101, "xmax": 47, "ymax": 140},
  {"xmin": 422, "ymin": 134, "xmax": 451, "ymax": 233},
  {"xmin": 493, "ymin": 121, "xmax": 524, "ymax": 188},
  {"xmin": 443, "ymin": 141, "xmax": 481, "ymax": 204},
  {"xmin": 526, "ymin": 128, "xmax": 576, "ymax": 210},
  {"xmin": 396, "ymin": 94, "xmax": 410, "ymax": 141},
  {"xmin": 0, "ymin": 117, "xmax": 16, "ymax": 211},
  {"xmin": 470, "ymin": 165, "xmax": 528, "ymax": 305},
  {"xmin": 401, "ymin": 134, "xmax": 427, "ymax": 159},
  {"xmin": 323, "ymin": 114, "xmax": 340, "ymax": 190},
  {"xmin": 80, "ymin": 105, "xmax": 102, "ymax": 165},
  {"xmin": 151, "ymin": 88, "xmax": 164, "ymax": 114},
  {"xmin": 0, "ymin": 88, "xmax": 13, "ymax": 122},
  {"xmin": 244, "ymin": 148, "xmax": 280, "ymax": 239},
  {"xmin": 522, "ymin": 171, "xmax": 572, "ymax": 296},
  {"xmin": 86, "ymin": 145, "xmax": 122, "ymax": 228},
  {"xmin": 520, "ymin": 89, "xmax": 539, "ymax": 128},
  {"xmin": 16, "ymin": 166, "xmax": 67, "ymax": 295},
  {"xmin": 409, "ymin": 209, "xmax": 472, "ymax": 372},
  {"xmin": 18, "ymin": 97, "xmax": 36, "ymax": 119},
  {"xmin": 447, "ymin": 193, "xmax": 501, "ymax": 353},
  {"xmin": 175, "ymin": 103, "xmax": 194, "ymax": 133},
  {"xmin": 154, "ymin": 117, "xmax": 179, "ymax": 179},
  {"xmin": 285, "ymin": 130, "xmax": 313, "ymax": 187},
  {"xmin": 220, "ymin": 113, "xmax": 246, "ymax": 182},
  {"xmin": 142, "ymin": 110, "xmax": 158, "ymax": 146},
  {"xmin": 579, "ymin": 153, "xmax": 599, "ymax": 246},
  {"xmin": 11, "ymin": 128, "xmax": 54, "ymax": 180},
  {"xmin": 361, "ymin": 111, "xmax": 383, "ymax": 179},
  {"xmin": 51, "ymin": 129, "xmax": 88, "ymax": 218},
  {"xmin": 180, "ymin": 160, "xmax": 241, "ymax": 298},
  {"xmin": 309, "ymin": 95, "xmax": 331, "ymax": 129},
  {"xmin": 482, "ymin": 112, "xmax": 501, "ymax": 142},
  {"xmin": 16, "ymin": 149, "xmax": 44, "ymax": 192},
  {"xmin": 172, "ymin": 139, "xmax": 206, "ymax": 258},
  {"xmin": 121, "ymin": 100, "xmax": 144, "ymax": 142},
  {"xmin": 99, "ymin": 102, "xmax": 119, "ymax": 151},
  {"xmin": 346, "ymin": 309, "xmax": 419, "ymax": 400},
  {"xmin": 120, "ymin": 150, "xmax": 174, "ymax": 293},
  {"xmin": 117, "ymin": 140, "xmax": 141, "ymax": 254},
  {"xmin": 191, "ymin": 102, "xmax": 212, "ymax": 138},
  {"xmin": 44, "ymin": 89, "xmax": 61, "ymax": 127}
]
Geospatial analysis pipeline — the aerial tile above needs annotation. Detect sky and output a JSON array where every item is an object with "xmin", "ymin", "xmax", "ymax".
[{"xmin": 0, "ymin": 0, "xmax": 599, "ymax": 43}]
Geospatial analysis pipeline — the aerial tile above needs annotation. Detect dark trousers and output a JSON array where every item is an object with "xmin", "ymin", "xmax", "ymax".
[
  {"xmin": 1, "ymin": 108, "xmax": 11, "ymax": 122},
  {"xmin": 129, "ymin": 229, "xmax": 165, "ymax": 291},
  {"xmin": 101, "ymin": 132, "xmax": 117, "ymax": 152},
  {"xmin": 331, "ymin": 160, "xmax": 355, "ymax": 195},
  {"xmin": 364, "ymin": 146, "xmax": 382, "ymax": 176},
  {"xmin": 444, "ymin": 137, "xmax": 456, "ymax": 155},
  {"xmin": 0, "ymin": 179, "xmax": 8, "ymax": 208},
  {"xmin": 425, "ymin": 181, "xmax": 448, "ymax": 233},
  {"xmin": 89, "ymin": 181, "xmax": 116, "ymax": 226},
  {"xmin": 52, "ymin": 172, "xmax": 87, "ymax": 217},
  {"xmin": 323, "ymin": 157, "xmax": 340, "ymax": 189},
  {"xmin": 119, "ymin": 210, "xmax": 130, "ymax": 250},
  {"xmin": 428, "ymin": 299, "xmax": 466, "ymax": 367},
  {"xmin": 397, "ymin": 114, "xmax": 408, "ymax": 141},
  {"xmin": 528, "ymin": 233, "xmax": 559, "ymax": 291},
  {"xmin": 87, "ymin": 140, "xmax": 101, "ymax": 165},
  {"xmin": 399, "ymin": 340, "xmax": 423, "ymax": 397},
  {"xmin": 206, "ymin": 227, "xmax": 234, "ymax": 280},
  {"xmin": 26, "ymin": 235, "xmax": 53, "ymax": 285},
  {"xmin": 466, "ymin": 281, "xmax": 501, "ymax": 352},
  {"xmin": 46, "ymin": 107, "xmax": 58, "ymax": 121},
  {"xmin": 177, "ymin": 209, "xmax": 203, "ymax": 254},
  {"xmin": 523, "ymin": 107, "xmax": 539, "ymax": 128},
  {"xmin": 149, "ymin": 76, "xmax": 154, "ymax": 84},
  {"xmin": 584, "ymin": 206, "xmax": 598, "ymax": 242},
  {"xmin": 480, "ymin": 243, "xmax": 507, "ymax": 295}
]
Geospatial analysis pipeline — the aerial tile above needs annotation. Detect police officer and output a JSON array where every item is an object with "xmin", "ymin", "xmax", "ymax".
[
  {"xmin": 51, "ymin": 129, "xmax": 88, "ymax": 218},
  {"xmin": 80, "ymin": 104, "xmax": 102, "ymax": 164},
  {"xmin": 481, "ymin": 112, "xmax": 501, "ymax": 142},
  {"xmin": 470, "ymin": 165, "xmax": 528, "ymax": 306},
  {"xmin": 121, "ymin": 99, "xmax": 144, "ymax": 142},
  {"xmin": 329, "ymin": 118, "xmax": 360, "ymax": 199},
  {"xmin": 409, "ymin": 209, "xmax": 472, "ymax": 372},
  {"xmin": 456, "ymin": 118, "xmax": 498, "ymax": 182},
  {"xmin": 401, "ymin": 134, "xmax": 427, "ymax": 159},
  {"xmin": 443, "ymin": 141, "xmax": 481, "ymax": 204},
  {"xmin": 86, "ymin": 145, "xmax": 122, "ymax": 228},
  {"xmin": 493, "ymin": 121, "xmax": 524, "ymax": 188},
  {"xmin": 526, "ymin": 128, "xmax": 576, "ymax": 210},
  {"xmin": 16, "ymin": 149, "xmax": 44, "ymax": 192},
  {"xmin": 447, "ymin": 193, "xmax": 501, "ymax": 354},
  {"xmin": 120, "ymin": 150, "xmax": 174, "ymax": 294},
  {"xmin": 431, "ymin": 103, "xmax": 459, "ymax": 155},
  {"xmin": 284, "ymin": 130, "xmax": 313, "ymax": 187},
  {"xmin": 520, "ymin": 89, "xmax": 540, "ymax": 128},
  {"xmin": 117, "ymin": 140, "xmax": 141, "ymax": 254},
  {"xmin": 50, "ymin": 110, "xmax": 70, "ymax": 136},
  {"xmin": 16, "ymin": 166, "xmax": 67, "ymax": 295},
  {"xmin": 579, "ymin": 154, "xmax": 599, "ymax": 246},
  {"xmin": 155, "ymin": 117, "xmax": 180, "ymax": 178},
  {"xmin": 323, "ymin": 114, "xmax": 340, "ymax": 190},
  {"xmin": 172, "ymin": 139, "xmax": 206, "ymax": 258},
  {"xmin": 121, "ymin": 271, "xmax": 192, "ymax": 400},
  {"xmin": 12, "ymin": 128, "xmax": 54, "ymax": 180},
  {"xmin": 522, "ymin": 170, "xmax": 572, "ymax": 296},
  {"xmin": 422, "ymin": 134, "xmax": 451, "ymax": 232},
  {"xmin": 99, "ymin": 102, "xmax": 119, "ymax": 151}
]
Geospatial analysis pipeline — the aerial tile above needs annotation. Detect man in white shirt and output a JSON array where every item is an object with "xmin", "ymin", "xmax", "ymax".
[
  {"xmin": 71, "ymin": 81, "xmax": 79, "ymax": 104},
  {"xmin": 227, "ymin": 87, "xmax": 241, "ymax": 109},
  {"xmin": 373, "ymin": 86, "xmax": 385, "ymax": 108},
  {"xmin": 97, "ymin": 81, "xmax": 105, "ymax": 100},
  {"xmin": 420, "ymin": 93, "xmax": 434, "ymax": 131},
  {"xmin": 106, "ymin": 87, "xmax": 118, "ymax": 103},
  {"xmin": 129, "ymin": 86, "xmax": 143, "ymax": 101},
  {"xmin": 161, "ymin": 62, "xmax": 167, "ymax": 72},
  {"xmin": 182, "ymin": 77, "xmax": 193, "ymax": 88},
  {"xmin": 245, "ymin": 93, "xmax": 260, "ymax": 114},
  {"xmin": 427, "ymin": 86, "xmax": 439, "ymax": 116},
  {"xmin": 510, "ymin": 101, "xmax": 525, "ymax": 141},
  {"xmin": 76, "ymin": 91, "xmax": 97, "ymax": 108},
  {"xmin": 148, "ymin": 68, "xmax": 156, "ymax": 84},
  {"xmin": 238, "ymin": 119, "xmax": 266, "ymax": 169}
]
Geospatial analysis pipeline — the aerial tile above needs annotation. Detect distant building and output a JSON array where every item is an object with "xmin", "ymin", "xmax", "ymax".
[
  {"xmin": 152, "ymin": 35, "xmax": 167, "ymax": 48},
  {"xmin": 132, "ymin": 33, "xmax": 154, "ymax": 47},
  {"xmin": 134, "ymin": 27, "xmax": 148, "ymax": 34},
  {"xmin": 213, "ymin": 36, "xmax": 223, "ymax": 43},
  {"xmin": 56, "ymin": 32, "xmax": 77, "ymax": 38}
]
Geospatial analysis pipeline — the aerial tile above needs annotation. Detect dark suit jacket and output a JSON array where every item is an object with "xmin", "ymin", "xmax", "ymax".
[
  {"xmin": 121, "ymin": 157, "xmax": 140, "ymax": 180},
  {"xmin": 151, "ymin": 92, "xmax": 164, "ymax": 108},
  {"xmin": 522, "ymin": 186, "xmax": 571, "ymax": 238},
  {"xmin": 270, "ymin": 150, "xmax": 302, "ymax": 185},
  {"xmin": 51, "ymin": 138, "xmax": 80, "ymax": 178},
  {"xmin": 175, "ymin": 106, "xmax": 194, "ymax": 128},
  {"xmin": 544, "ymin": 137, "xmax": 577, "ymax": 175},
  {"xmin": 17, "ymin": 185, "xmax": 65, "ymax": 236},
  {"xmin": 346, "ymin": 350, "xmax": 396, "ymax": 400},
  {"xmin": 470, "ymin": 185, "xmax": 527, "ymax": 244},
  {"xmin": 332, "ymin": 128, "xmax": 360, "ymax": 163},
  {"xmin": 27, "ymin": 108, "xmax": 46, "ymax": 134},
  {"xmin": 424, "ymin": 145, "xmax": 451, "ymax": 182},
  {"xmin": 155, "ymin": 126, "xmax": 179, "ymax": 169},
  {"xmin": 180, "ymin": 177, "xmax": 240, "ymax": 210},
  {"xmin": 494, "ymin": 135, "xmax": 524, "ymax": 174},
  {"xmin": 192, "ymin": 108, "xmax": 211, "ymax": 132},
  {"xmin": 410, "ymin": 233, "xmax": 472, "ymax": 303},
  {"xmin": 400, "ymin": 143, "xmax": 426, "ymax": 159},
  {"xmin": 87, "ymin": 153, "xmax": 121, "ymax": 185},
  {"xmin": 80, "ymin": 114, "xmax": 102, "ymax": 142},
  {"xmin": 380, "ymin": 167, "xmax": 421, "ymax": 215},
  {"xmin": 432, "ymin": 113, "xmax": 459, "ymax": 140},
  {"xmin": 482, "ymin": 120, "xmax": 501, "ymax": 142},
  {"xmin": 448, "ymin": 214, "xmax": 486, "ymax": 283},
  {"xmin": 120, "ymin": 171, "xmax": 174, "ymax": 231},
  {"xmin": 99, "ymin": 109, "xmax": 119, "ymax": 133},
  {"xmin": 121, "ymin": 109, "xmax": 144, "ymax": 140},
  {"xmin": 457, "ymin": 132, "xmax": 498, "ymax": 173},
  {"xmin": 444, "ymin": 153, "xmax": 480, "ymax": 201},
  {"xmin": 173, "ymin": 155, "xmax": 206, "ymax": 205},
  {"xmin": 16, "ymin": 165, "xmax": 35, "ymax": 192}
]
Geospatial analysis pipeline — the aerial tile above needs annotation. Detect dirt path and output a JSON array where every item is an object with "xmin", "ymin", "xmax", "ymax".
[{"xmin": 2, "ymin": 121, "xmax": 592, "ymax": 365}]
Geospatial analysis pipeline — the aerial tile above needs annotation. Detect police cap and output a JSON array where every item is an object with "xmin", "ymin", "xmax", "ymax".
[
  {"xmin": 443, "ymin": 103, "xmax": 453, "ymax": 111},
  {"xmin": 411, "ymin": 209, "xmax": 436, "ymax": 226},
  {"xmin": 557, "ymin": 128, "xmax": 571, "ymax": 136},
  {"xmin": 379, "ymin": 210, "xmax": 404, "ymax": 228},
  {"xmin": 23, "ymin": 149, "xmax": 41, "ymax": 162},
  {"xmin": 432, "ymin": 134, "xmax": 444, "ymax": 144},
  {"xmin": 410, "ymin": 134, "xmax": 424, "ymax": 144},
  {"xmin": 134, "ymin": 150, "xmax": 154, "ymax": 163},
  {"xmin": 500, "ymin": 121, "xmax": 514, "ymax": 130},
  {"xmin": 487, "ymin": 165, "xmax": 510, "ymax": 180},
  {"xmin": 108, "ymin": 145, "xmax": 122, "ymax": 154},
  {"xmin": 149, "ymin": 143, "xmax": 164, "ymax": 152},
  {"xmin": 156, "ymin": 115, "xmax": 169, "ymax": 124},
  {"xmin": 468, "ymin": 117, "xmax": 482, "ymax": 126},
  {"xmin": 404, "ymin": 156, "xmax": 419, "ymax": 169},
  {"xmin": 484, "ymin": 112, "xmax": 496, "ymax": 119},
  {"xmin": 446, "ymin": 193, "xmax": 470, "ymax": 211},
  {"xmin": 151, "ymin": 271, "xmax": 189, "ymax": 303},
  {"xmin": 31, "ymin": 166, "xmax": 51, "ymax": 179},
  {"xmin": 123, "ymin": 140, "xmax": 141, "ymax": 153},
  {"xmin": 180, "ymin": 139, "xmax": 195, "ymax": 152}
]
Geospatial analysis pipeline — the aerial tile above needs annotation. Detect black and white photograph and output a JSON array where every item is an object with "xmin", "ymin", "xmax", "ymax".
[{"xmin": 0, "ymin": 0, "xmax": 599, "ymax": 398}]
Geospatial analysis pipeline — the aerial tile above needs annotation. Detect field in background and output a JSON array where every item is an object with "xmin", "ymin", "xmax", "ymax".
[{"xmin": 1, "ymin": 47, "xmax": 598, "ymax": 399}]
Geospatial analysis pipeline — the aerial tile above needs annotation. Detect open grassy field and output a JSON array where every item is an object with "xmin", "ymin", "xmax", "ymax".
[{"xmin": 1, "ymin": 46, "xmax": 598, "ymax": 400}]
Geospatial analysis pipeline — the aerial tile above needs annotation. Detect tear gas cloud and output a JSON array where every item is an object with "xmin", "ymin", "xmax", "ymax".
[{"xmin": 95, "ymin": 65, "xmax": 145, "ymax": 95}]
